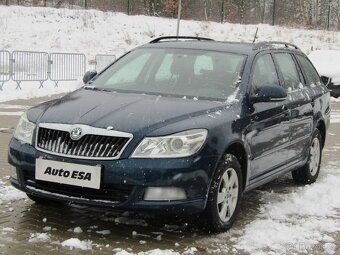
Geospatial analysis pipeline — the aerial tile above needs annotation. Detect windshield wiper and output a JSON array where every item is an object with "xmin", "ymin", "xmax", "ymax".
[{"xmin": 84, "ymin": 86, "xmax": 112, "ymax": 92}]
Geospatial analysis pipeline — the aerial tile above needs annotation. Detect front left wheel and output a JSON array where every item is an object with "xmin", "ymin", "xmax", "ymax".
[{"xmin": 203, "ymin": 154, "xmax": 242, "ymax": 233}]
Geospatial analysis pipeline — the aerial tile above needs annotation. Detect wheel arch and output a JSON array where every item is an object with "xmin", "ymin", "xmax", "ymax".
[
  {"xmin": 223, "ymin": 141, "xmax": 248, "ymax": 191},
  {"xmin": 316, "ymin": 119, "xmax": 326, "ymax": 148}
]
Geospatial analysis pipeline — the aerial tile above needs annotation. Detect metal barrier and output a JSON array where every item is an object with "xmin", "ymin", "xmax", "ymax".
[
  {"xmin": 0, "ymin": 51, "xmax": 11, "ymax": 90},
  {"xmin": 95, "ymin": 54, "xmax": 116, "ymax": 72},
  {"xmin": 12, "ymin": 51, "xmax": 49, "ymax": 89},
  {"xmin": 0, "ymin": 51, "xmax": 87, "ymax": 90},
  {"xmin": 49, "ymin": 53, "xmax": 86, "ymax": 87}
]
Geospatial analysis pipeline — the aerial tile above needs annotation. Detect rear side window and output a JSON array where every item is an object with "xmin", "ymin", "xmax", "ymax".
[
  {"xmin": 274, "ymin": 53, "xmax": 302, "ymax": 91},
  {"xmin": 251, "ymin": 54, "xmax": 280, "ymax": 95},
  {"xmin": 296, "ymin": 55, "xmax": 321, "ymax": 86}
]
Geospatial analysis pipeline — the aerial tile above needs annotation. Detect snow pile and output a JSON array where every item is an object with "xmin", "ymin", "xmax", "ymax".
[
  {"xmin": 96, "ymin": 229, "xmax": 111, "ymax": 235},
  {"xmin": 234, "ymin": 165, "xmax": 340, "ymax": 254},
  {"xmin": 61, "ymin": 238, "xmax": 92, "ymax": 250},
  {"xmin": 0, "ymin": 5, "xmax": 339, "ymax": 102},
  {"xmin": 73, "ymin": 227, "xmax": 83, "ymax": 233},
  {"xmin": 309, "ymin": 50, "xmax": 340, "ymax": 84},
  {"xmin": 28, "ymin": 233, "xmax": 50, "ymax": 243},
  {"xmin": 0, "ymin": 182, "xmax": 27, "ymax": 203},
  {"xmin": 1, "ymin": 227, "xmax": 15, "ymax": 233},
  {"xmin": 1, "ymin": 6, "xmax": 339, "ymax": 58}
]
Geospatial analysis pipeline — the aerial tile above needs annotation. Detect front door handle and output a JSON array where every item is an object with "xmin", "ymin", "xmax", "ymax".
[
  {"xmin": 282, "ymin": 105, "xmax": 291, "ymax": 117},
  {"xmin": 284, "ymin": 110, "xmax": 291, "ymax": 117},
  {"xmin": 311, "ymin": 98, "xmax": 315, "ymax": 107}
]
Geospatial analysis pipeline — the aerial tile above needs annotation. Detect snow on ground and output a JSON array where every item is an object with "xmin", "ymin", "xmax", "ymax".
[
  {"xmin": 0, "ymin": 5, "xmax": 340, "ymax": 102},
  {"xmin": 0, "ymin": 181, "xmax": 26, "ymax": 204},
  {"xmin": 233, "ymin": 165, "xmax": 340, "ymax": 255},
  {"xmin": 331, "ymin": 110, "xmax": 340, "ymax": 123},
  {"xmin": 0, "ymin": 80, "xmax": 82, "ymax": 103},
  {"xmin": 28, "ymin": 233, "xmax": 50, "ymax": 243},
  {"xmin": 61, "ymin": 238, "xmax": 93, "ymax": 250},
  {"xmin": 115, "ymin": 249, "xmax": 180, "ymax": 255},
  {"xmin": 0, "ymin": 5, "xmax": 340, "ymax": 255}
]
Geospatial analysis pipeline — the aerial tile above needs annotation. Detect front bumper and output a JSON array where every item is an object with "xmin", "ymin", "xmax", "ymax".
[{"xmin": 8, "ymin": 138, "xmax": 219, "ymax": 214}]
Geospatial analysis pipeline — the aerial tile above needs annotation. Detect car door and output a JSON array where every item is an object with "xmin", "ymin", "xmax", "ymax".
[
  {"xmin": 273, "ymin": 52, "xmax": 313, "ymax": 162},
  {"xmin": 247, "ymin": 53, "xmax": 291, "ymax": 179}
]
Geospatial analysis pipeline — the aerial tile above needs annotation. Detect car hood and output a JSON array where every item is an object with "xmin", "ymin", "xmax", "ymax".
[{"xmin": 29, "ymin": 89, "xmax": 226, "ymax": 135}]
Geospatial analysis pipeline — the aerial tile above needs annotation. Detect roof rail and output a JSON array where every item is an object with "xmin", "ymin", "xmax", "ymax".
[
  {"xmin": 253, "ymin": 41, "xmax": 300, "ymax": 50},
  {"xmin": 149, "ymin": 36, "xmax": 214, "ymax": 44}
]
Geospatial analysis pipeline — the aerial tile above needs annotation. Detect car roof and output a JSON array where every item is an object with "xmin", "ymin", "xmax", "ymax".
[{"xmin": 139, "ymin": 37, "xmax": 302, "ymax": 56}]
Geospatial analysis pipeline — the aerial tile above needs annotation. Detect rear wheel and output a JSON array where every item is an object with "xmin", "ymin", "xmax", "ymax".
[
  {"xmin": 203, "ymin": 154, "xmax": 242, "ymax": 233},
  {"xmin": 292, "ymin": 129, "xmax": 322, "ymax": 184}
]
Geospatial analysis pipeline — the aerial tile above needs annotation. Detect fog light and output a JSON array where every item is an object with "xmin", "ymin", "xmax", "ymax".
[
  {"xmin": 10, "ymin": 166, "xmax": 17, "ymax": 180},
  {"xmin": 144, "ymin": 187, "xmax": 187, "ymax": 201}
]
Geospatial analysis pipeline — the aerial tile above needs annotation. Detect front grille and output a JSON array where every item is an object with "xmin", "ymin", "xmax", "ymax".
[
  {"xmin": 23, "ymin": 171, "xmax": 132, "ymax": 203},
  {"xmin": 36, "ymin": 127, "xmax": 130, "ymax": 159}
]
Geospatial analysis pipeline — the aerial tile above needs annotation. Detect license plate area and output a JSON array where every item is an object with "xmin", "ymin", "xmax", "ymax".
[{"xmin": 35, "ymin": 158, "xmax": 101, "ymax": 190}]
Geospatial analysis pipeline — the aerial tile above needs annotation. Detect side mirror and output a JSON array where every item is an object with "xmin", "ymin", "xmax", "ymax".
[
  {"xmin": 83, "ymin": 70, "xmax": 98, "ymax": 84},
  {"xmin": 253, "ymin": 85, "xmax": 287, "ymax": 103},
  {"xmin": 320, "ymin": 76, "xmax": 332, "ymax": 87}
]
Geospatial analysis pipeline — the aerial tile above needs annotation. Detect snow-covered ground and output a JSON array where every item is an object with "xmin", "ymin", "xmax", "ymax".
[
  {"xmin": 1, "ymin": 163, "xmax": 340, "ymax": 254},
  {"xmin": 1, "ymin": 5, "xmax": 340, "ymax": 255},
  {"xmin": 0, "ymin": 5, "xmax": 340, "ymax": 102}
]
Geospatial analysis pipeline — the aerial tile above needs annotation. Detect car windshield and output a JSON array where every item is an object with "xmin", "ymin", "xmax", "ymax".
[{"xmin": 90, "ymin": 48, "xmax": 247, "ymax": 100}]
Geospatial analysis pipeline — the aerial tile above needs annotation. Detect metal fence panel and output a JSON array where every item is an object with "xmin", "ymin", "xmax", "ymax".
[
  {"xmin": 12, "ymin": 51, "xmax": 49, "ymax": 89},
  {"xmin": 0, "ymin": 51, "xmax": 11, "ymax": 90},
  {"xmin": 95, "ymin": 54, "xmax": 116, "ymax": 72},
  {"xmin": 0, "ymin": 51, "xmax": 10, "ymax": 82},
  {"xmin": 49, "ymin": 53, "xmax": 86, "ymax": 85}
]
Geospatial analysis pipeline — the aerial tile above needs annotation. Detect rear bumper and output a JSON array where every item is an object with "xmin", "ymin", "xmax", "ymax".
[{"xmin": 8, "ymin": 138, "xmax": 219, "ymax": 214}]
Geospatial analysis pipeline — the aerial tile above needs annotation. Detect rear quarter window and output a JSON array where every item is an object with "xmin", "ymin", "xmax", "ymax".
[{"xmin": 296, "ymin": 55, "xmax": 321, "ymax": 86}]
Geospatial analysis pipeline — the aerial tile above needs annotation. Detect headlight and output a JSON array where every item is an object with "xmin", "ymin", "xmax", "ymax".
[
  {"xmin": 13, "ymin": 112, "xmax": 35, "ymax": 145},
  {"xmin": 131, "ymin": 129, "xmax": 208, "ymax": 158}
]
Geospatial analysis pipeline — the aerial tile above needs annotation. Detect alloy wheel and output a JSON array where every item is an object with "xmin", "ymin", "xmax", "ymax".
[{"xmin": 217, "ymin": 167, "xmax": 239, "ymax": 222}]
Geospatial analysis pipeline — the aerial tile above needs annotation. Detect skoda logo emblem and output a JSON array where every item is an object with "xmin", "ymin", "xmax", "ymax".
[{"xmin": 70, "ymin": 127, "xmax": 82, "ymax": 140}]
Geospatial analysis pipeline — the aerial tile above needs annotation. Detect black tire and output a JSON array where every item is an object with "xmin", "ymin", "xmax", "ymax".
[
  {"xmin": 292, "ymin": 129, "xmax": 322, "ymax": 185},
  {"xmin": 203, "ymin": 154, "xmax": 243, "ymax": 233}
]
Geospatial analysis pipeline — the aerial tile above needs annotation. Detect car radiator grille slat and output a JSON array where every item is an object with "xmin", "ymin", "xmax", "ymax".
[{"xmin": 37, "ymin": 127, "xmax": 130, "ymax": 158}]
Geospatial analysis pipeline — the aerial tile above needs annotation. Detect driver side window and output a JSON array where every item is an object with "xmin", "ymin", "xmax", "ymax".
[{"xmin": 251, "ymin": 54, "xmax": 280, "ymax": 95}]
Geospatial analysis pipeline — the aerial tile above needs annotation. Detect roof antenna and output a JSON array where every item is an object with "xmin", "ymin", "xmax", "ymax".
[{"xmin": 252, "ymin": 27, "xmax": 259, "ymax": 43}]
